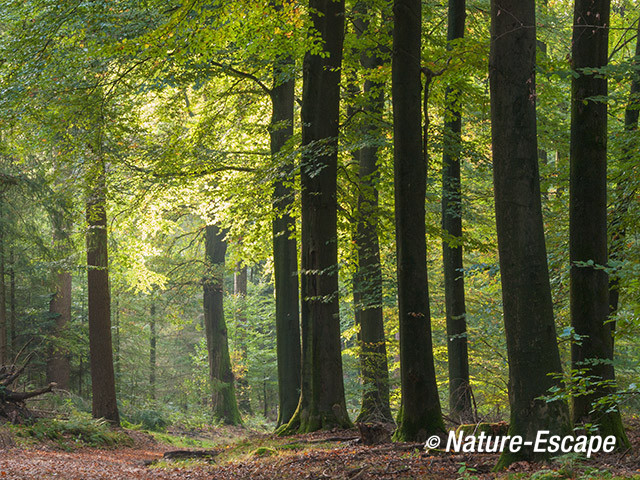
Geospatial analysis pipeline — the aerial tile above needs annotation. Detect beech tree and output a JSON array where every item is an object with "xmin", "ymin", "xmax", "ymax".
[
  {"xmin": 204, "ymin": 224, "xmax": 242, "ymax": 425},
  {"xmin": 283, "ymin": 0, "xmax": 351, "ymax": 433},
  {"xmin": 392, "ymin": 0, "xmax": 445, "ymax": 441},
  {"xmin": 489, "ymin": 0, "xmax": 570, "ymax": 468},
  {"xmin": 351, "ymin": 4, "xmax": 393, "ymax": 426},
  {"xmin": 569, "ymin": 0, "xmax": 629, "ymax": 447},
  {"xmin": 270, "ymin": 52, "xmax": 301, "ymax": 428},
  {"xmin": 441, "ymin": 0, "xmax": 472, "ymax": 422}
]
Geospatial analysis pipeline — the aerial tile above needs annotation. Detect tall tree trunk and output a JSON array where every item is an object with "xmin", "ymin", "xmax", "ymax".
[
  {"xmin": 351, "ymin": 8, "xmax": 393, "ymax": 426},
  {"xmin": 570, "ymin": 0, "xmax": 629, "ymax": 447},
  {"xmin": 86, "ymin": 159, "xmax": 120, "ymax": 424},
  {"xmin": 113, "ymin": 295, "xmax": 120, "ymax": 393},
  {"xmin": 8, "ymin": 250, "xmax": 15, "ymax": 357},
  {"xmin": 234, "ymin": 264, "xmax": 253, "ymax": 414},
  {"xmin": 0, "ymin": 202, "xmax": 6, "ymax": 366},
  {"xmin": 392, "ymin": 0, "xmax": 445, "ymax": 442},
  {"xmin": 149, "ymin": 301, "xmax": 156, "ymax": 401},
  {"xmin": 609, "ymin": 18, "xmax": 640, "ymax": 319},
  {"xmin": 47, "ymin": 271, "xmax": 72, "ymax": 390},
  {"xmin": 203, "ymin": 224, "xmax": 242, "ymax": 425},
  {"xmin": 284, "ymin": 0, "xmax": 351, "ymax": 433},
  {"xmin": 441, "ymin": 0, "xmax": 472, "ymax": 422},
  {"xmin": 47, "ymin": 223, "xmax": 72, "ymax": 390},
  {"xmin": 490, "ymin": 0, "xmax": 571, "ymax": 469},
  {"xmin": 270, "ymin": 51, "xmax": 302, "ymax": 429}
]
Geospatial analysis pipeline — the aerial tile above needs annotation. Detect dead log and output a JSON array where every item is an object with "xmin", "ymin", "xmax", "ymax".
[
  {"xmin": 0, "ymin": 354, "xmax": 57, "ymax": 423},
  {"xmin": 144, "ymin": 449, "xmax": 220, "ymax": 466},
  {"xmin": 1, "ymin": 383, "xmax": 56, "ymax": 402}
]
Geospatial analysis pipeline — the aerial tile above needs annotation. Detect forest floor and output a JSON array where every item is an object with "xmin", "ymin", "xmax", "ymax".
[{"xmin": 0, "ymin": 418, "xmax": 639, "ymax": 479}]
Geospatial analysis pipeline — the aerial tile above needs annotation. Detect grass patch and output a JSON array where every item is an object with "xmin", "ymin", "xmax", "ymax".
[{"xmin": 149, "ymin": 431, "xmax": 217, "ymax": 450}]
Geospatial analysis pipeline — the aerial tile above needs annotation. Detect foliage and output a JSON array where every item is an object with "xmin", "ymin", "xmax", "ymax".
[{"xmin": 11, "ymin": 410, "xmax": 132, "ymax": 449}]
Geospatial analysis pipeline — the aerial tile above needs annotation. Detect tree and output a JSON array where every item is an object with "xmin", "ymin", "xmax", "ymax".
[
  {"xmin": 351, "ymin": 3, "xmax": 393, "ymax": 426},
  {"xmin": 86, "ymin": 158, "xmax": 120, "ymax": 424},
  {"xmin": 47, "ymin": 263, "xmax": 72, "ymax": 391},
  {"xmin": 149, "ymin": 301, "xmax": 157, "ymax": 401},
  {"xmin": 441, "ymin": 0, "xmax": 472, "ymax": 422},
  {"xmin": 569, "ymin": 0, "xmax": 629, "ymax": 447},
  {"xmin": 0, "ymin": 201, "xmax": 6, "ymax": 366},
  {"xmin": 489, "ymin": 0, "xmax": 571, "ymax": 468},
  {"xmin": 203, "ymin": 224, "xmax": 242, "ymax": 425},
  {"xmin": 270, "ymin": 57, "xmax": 302, "ymax": 427},
  {"xmin": 608, "ymin": 17, "xmax": 640, "ymax": 322},
  {"xmin": 283, "ymin": 0, "xmax": 351, "ymax": 433},
  {"xmin": 234, "ymin": 263, "xmax": 253, "ymax": 414},
  {"xmin": 392, "ymin": 0, "xmax": 445, "ymax": 441}
]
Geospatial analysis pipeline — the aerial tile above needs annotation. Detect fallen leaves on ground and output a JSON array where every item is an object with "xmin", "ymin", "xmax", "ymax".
[{"xmin": 0, "ymin": 419, "xmax": 639, "ymax": 479}]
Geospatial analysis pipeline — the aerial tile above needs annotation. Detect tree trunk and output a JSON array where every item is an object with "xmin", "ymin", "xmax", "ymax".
[
  {"xmin": 8, "ymin": 250, "xmax": 15, "ymax": 357},
  {"xmin": 569, "ymin": 0, "xmax": 629, "ymax": 447},
  {"xmin": 284, "ymin": 0, "xmax": 351, "ymax": 433},
  {"xmin": 86, "ymin": 159, "xmax": 120, "ymax": 424},
  {"xmin": 149, "ymin": 301, "xmax": 156, "ymax": 401},
  {"xmin": 351, "ymin": 9, "xmax": 393, "ymax": 426},
  {"xmin": 392, "ymin": 0, "xmax": 445, "ymax": 442},
  {"xmin": 489, "ymin": 0, "xmax": 571, "ymax": 469},
  {"xmin": 47, "ymin": 270, "xmax": 72, "ymax": 391},
  {"xmin": 203, "ymin": 224, "xmax": 242, "ymax": 425},
  {"xmin": 270, "ymin": 50, "xmax": 302, "ymax": 428},
  {"xmin": 113, "ymin": 295, "xmax": 121, "ymax": 393},
  {"xmin": 441, "ymin": 0, "xmax": 472, "ymax": 423},
  {"xmin": 0, "ymin": 203, "xmax": 7, "ymax": 366},
  {"xmin": 234, "ymin": 264, "xmax": 253, "ymax": 414},
  {"xmin": 609, "ymin": 18, "xmax": 640, "ymax": 319}
]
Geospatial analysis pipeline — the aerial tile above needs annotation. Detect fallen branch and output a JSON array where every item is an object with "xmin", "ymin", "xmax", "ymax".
[
  {"xmin": 1, "ymin": 383, "xmax": 56, "ymax": 402},
  {"xmin": 144, "ymin": 449, "xmax": 219, "ymax": 466}
]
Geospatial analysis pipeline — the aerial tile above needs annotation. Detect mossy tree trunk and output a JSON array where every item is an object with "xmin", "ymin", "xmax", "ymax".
[
  {"xmin": 391, "ymin": 0, "xmax": 445, "ymax": 442},
  {"xmin": 569, "ymin": 0, "xmax": 629, "ymax": 448},
  {"xmin": 489, "ymin": 0, "xmax": 571, "ymax": 469},
  {"xmin": 282, "ymin": 0, "xmax": 351, "ymax": 433},
  {"xmin": 441, "ymin": 0, "xmax": 473, "ymax": 423},
  {"xmin": 203, "ymin": 224, "xmax": 242, "ymax": 425}
]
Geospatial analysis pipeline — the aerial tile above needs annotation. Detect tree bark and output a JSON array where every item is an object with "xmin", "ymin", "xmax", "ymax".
[
  {"xmin": 570, "ymin": 0, "xmax": 629, "ymax": 447},
  {"xmin": 441, "ymin": 0, "xmax": 472, "ymax": 423},
  {"xmin": 47, "ymin": 270, "xmax": 72, "ymax": 391},
  {"xmin": 234, "ymin": 264, "xmax": 253, "ymax": 414},
  {"xmin": 270, "ymin": 49, "xmax": 302, "ymax": 428},
  {"xmin": 86, "ymin": 159, "xmax": 120, "ymax": 424},
  {"xmin": 284, "ymin": 0, "xmax": 351, "ymax": 433},
  {"xmin": 149, "ymin": 301, "xmax": 156, "ymax": 401},
  {"xmin": 351, "ymin": 7, "xmax": 393, "ymax": 426},
  {"xmin": 8, "ymin": 251, "xmax": 15, "ymax": 357},
  {"xmin": 489, "ymin": 0, "xmax": 571, "ymax": 469},
  {"xmin": 203, "ymin": 224, "xmax": 242, "ymax": 425},
  {"xmin": 392, "ymin": 0, "xmax": 445, "ymax": 442},
  {"xmin": 608, "ymin": 18, "xmax": 640, "ymax": 319},
  {"xmin": 0, "ymin": 203, "xmax": 7, "ymax": 366}
]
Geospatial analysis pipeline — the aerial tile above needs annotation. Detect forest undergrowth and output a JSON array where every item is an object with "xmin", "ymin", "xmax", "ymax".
[{"xmin": 0, "ymin": 413, "xmax": 639, "ymax": 479}]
